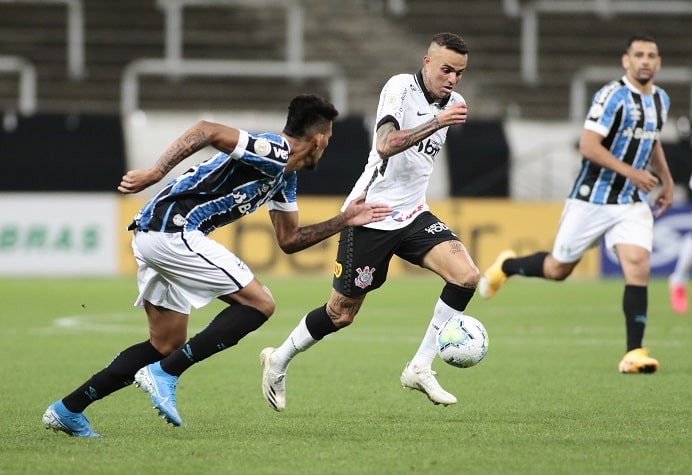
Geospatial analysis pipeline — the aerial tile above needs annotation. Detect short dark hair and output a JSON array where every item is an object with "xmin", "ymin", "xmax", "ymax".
[
  {"xmin": 625, "ymin": 33, "xmax": 657, "ymax": 52},
  {"xmin": 431, "ymin": 32, "xmax": 468, "ymax": 56},
  {"xmin": 283, "ymin": 94, "xmax": 338, "ymax": 138}
]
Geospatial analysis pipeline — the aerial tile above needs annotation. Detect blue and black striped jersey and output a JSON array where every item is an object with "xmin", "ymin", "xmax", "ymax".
[
  {"xmin": 569, "ymin": 76, "xmax": 670, "ymax": 205},
  {"xmin": 132, "ymin": 130, "xmax": 297, "ymax": 234}
]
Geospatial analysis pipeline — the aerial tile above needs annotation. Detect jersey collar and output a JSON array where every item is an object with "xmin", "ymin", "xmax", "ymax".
[{"xmin": 415, "ymin": 70, "xmax": 451, "ymax": 108}]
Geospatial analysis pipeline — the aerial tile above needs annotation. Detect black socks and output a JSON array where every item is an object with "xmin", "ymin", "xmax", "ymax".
[
  {"xmin": 160, "ymin": 304, "xmax": 268, "ymax": 377},
  {"xmin": 502, "ymin": 251, "xmax": 549, "ymax": 277},
  {"xmin": 62, "ymin": 340, "xmax": 164, "ymax": 413},
  {"xmin": 623, "ymin": 285, "xmax": 647, "ymax": 351}
]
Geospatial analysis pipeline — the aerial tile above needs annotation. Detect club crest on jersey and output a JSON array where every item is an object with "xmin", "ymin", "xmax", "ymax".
[
  {"xmin": 253, "ymin": 138, "xmax": 271, "ymax": 157},
  {"xmin": 334, "ymin": 262, "xmax": 342, "ymax": 278},
  {"xmin": 354, "ymin": 266, "xmax": 375, "ymax": 289}
]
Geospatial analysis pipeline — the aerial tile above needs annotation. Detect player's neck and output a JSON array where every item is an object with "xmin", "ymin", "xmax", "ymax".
[{"xmin": 627, "ymin": 75, "xmax": 654, "ymax": 94}]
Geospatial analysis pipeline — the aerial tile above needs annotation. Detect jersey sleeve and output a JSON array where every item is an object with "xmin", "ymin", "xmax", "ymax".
[
  {"xmin": 583, "ymin": 80, "xmax": 624, "ymax": 137},
  {"xmin": 267, "ymin": 171, "xmax": 298, "ymax": 212},
  {"xmin": 231, "ymin": 131, "xmax": 290, "ymax": 177},
  {"xmin": 375, "ymin": 74, "xmax": 410, "ymax": 131}
]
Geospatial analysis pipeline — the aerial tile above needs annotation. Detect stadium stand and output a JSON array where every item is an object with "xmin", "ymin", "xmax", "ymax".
[{"xmin": 0, "ymin": 0, "xmax": 689, "ymax": 120}]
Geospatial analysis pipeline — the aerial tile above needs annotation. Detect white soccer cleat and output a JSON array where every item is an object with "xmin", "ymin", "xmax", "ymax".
[
  {"xmin": 260, "ymin": 347, "xmax": 286, "ymax": 412},
  {"xmin": 400, "ymin": 362, "xmax": 457, "ymax": 406}
]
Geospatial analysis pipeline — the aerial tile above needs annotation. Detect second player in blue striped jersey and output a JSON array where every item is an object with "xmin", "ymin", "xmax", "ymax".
[
  {"xmin": 570, "ymin": 75, "xmax": 670, "ymax": 204},
  {"xmin": 480, "ymin": 34, "xmax": 675, "ymax": 375}
]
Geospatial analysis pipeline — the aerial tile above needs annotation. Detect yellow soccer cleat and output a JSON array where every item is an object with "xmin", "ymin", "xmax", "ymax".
[
  {"xmin": 618, "ymin": 348, "xmax": 659, "ymax": 374},
  {"xmin": 478, "ymin": 250, "xmax": 516, "ymax": 299}
]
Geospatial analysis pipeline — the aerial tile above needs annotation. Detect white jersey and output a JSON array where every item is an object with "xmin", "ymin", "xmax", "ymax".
[{"xmin": 342, "ymin": 71, "xmax": 465, "ymax": 230}]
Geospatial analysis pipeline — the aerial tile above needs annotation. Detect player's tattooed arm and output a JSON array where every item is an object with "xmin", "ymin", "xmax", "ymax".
[
  {"xmin": 269, "ymin": 194, "xmax": 392, "ymax": 254},
  {"xmin": 154, "ymin": 129, "xmax": 209, "ymax": 177},
  {"xmin": 376, "ymin": 118, "xmax": 439, "ymax": 159},
  {"xmin": 118, "ymin": 121, "xmax": 239, "ymax": 194},
  {"xmin": 294, "ymin": 215, "xmax": 346, "ymax": 252}
]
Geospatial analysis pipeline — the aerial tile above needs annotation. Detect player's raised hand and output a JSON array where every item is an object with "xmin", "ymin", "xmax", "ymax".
[
  {"xmin": 342, "ymin": 193, "xmax": 394, "ymax": 226},
  {"xmin": 437, "ymin": 101, "xmax": 468, "ymax": 127}
]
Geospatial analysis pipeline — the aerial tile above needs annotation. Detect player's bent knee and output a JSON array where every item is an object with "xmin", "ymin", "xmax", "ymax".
[
  {"xmin": 326, "ymin": 304, "xmax": 358, "ymax": 327},
  {"xmin": 150, "ymin": 337, "xmax": 186, "ymax": 356},
  {"xmin": 333, "ymin": 313, "xmax": 355, "ymax": 327},
  {"xmin": 255, "ymin": 298, "xmax": 276, "ymax": 318}
]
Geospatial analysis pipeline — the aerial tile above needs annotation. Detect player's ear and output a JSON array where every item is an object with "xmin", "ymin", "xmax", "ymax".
[{"xmin": 314, "ymin": 133, "xmax": 324, "ymax": 149}]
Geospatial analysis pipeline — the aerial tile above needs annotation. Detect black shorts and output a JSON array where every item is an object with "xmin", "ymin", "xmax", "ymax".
[{"xmin": 332, "ymin": 211, "xmax": 459, "ymax": 297}]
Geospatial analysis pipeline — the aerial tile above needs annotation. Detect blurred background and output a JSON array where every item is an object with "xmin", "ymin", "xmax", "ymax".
[{"xmin": 0, "ymin": 0, "xmax": 690, "ymax": 277}]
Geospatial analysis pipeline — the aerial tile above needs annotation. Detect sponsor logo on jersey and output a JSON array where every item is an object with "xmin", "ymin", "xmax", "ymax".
[
  {"xmin": 622, "ymin": 127, "xmax": 660, "ymax": 140},
  {"xmin": 354, "ymin": 266, "xmax": 376, "ymax": 289},
  {"xmin": 254, "ymin": 138, "xmax": 271, "ymax": 157},
  {"xmin": 424, "ymin": 221, "xmax": 451, "ymax": 234},
  {"xmin": 272, "ymin": 146, "xmax": 289, "ymax": 160},
  {"xmin": 233, "ymin": 191, "xmax": 248, "ymax": 203},
  {"xmin": 416, "ymin": 138, "xmax": 441, "ymax": 157},
  {"xmin": 391, "ymin": 204, "xmax": 425, "ymax": 222},
  {"xmin": 334, "ymin": 261, "xmax": 342, "ymax": 278}
]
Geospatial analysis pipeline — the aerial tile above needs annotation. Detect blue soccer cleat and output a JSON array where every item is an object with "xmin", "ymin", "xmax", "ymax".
[
  {"xmin": 134, "ymin": 362, "xmax": 182, "ymax": 426},
  {"xmin": 42, "ymin": 400, "xmax": 101, "ymax": 438}
]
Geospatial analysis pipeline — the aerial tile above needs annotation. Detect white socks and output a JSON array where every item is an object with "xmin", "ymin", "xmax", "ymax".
[
  {"xmin": 409, "ymin": 299, "xmax": 460, "ymax": 369},
  {"xmin": 271, "ymin": 315, "xmax": 318, "ymax": 373}
]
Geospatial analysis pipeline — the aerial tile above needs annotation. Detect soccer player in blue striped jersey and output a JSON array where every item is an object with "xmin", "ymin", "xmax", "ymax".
[
  {"xmin": 479, "ymin": 34, "xmax": 675, "ymax": 374},
  {"xmin": 42, "ymin": 94, "xmax": 393, "ymax": 435}
]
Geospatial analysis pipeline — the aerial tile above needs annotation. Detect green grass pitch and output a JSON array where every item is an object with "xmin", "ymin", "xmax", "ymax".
[{"xmin": 1, "ymin": 275, "xmax": 689, "ymax": 474}]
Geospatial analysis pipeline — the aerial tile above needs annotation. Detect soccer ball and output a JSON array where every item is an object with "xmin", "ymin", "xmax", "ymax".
[{"xmin": 436, "ymin": 314, "xmax": 489, "ymax": 368}]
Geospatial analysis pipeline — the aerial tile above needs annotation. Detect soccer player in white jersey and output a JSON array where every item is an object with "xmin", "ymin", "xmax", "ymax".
[
  {"xmin": 669, "ymin": 174, "xmax": 692, "ymax": 313},
  {"xmin": 260, "ymin": 32, "xmax": 477, "ymax": 410},
  {"xmin": 479, "ymin": 34, "xmax": 675, "ymax": 374},
  {"xmin": 42, "ymin": 94, "xmax": 393, "ymax": 436}
]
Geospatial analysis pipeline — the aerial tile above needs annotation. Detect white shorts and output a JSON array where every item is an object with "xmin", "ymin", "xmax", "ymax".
[
  {"xmin": 552, "ymin": 199, "xmax": 653, "ymax": 263},
  {"xmin": 131, "ymin": 230, "xmax": 255, "ymax": 314}
]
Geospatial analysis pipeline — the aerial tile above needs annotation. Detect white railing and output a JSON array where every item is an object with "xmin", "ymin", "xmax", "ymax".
[
  {"xmin": 569, "ymin": 66, "xmax": 692, "ymax": 121},
  {"xmin": 0, "ymin": 0, "xmax": 84, "ymax": 79},
  {"xmin": 121, "ymin": 58, "xmax": 347, "ymax": 116},
  {"xmin": 121, "ymin": 0, "xmax": 347, "ymax": 115},
  {"xmin": 157, "ymin": 0, "xmax": 306, "ymax": 63},
  {"xmin": 0, "ymin": 56, "xmax": 37, "ymax": 114},
  {"xmin": 502, "ymin": 0, "xmax": 692, "ymax": 85}
]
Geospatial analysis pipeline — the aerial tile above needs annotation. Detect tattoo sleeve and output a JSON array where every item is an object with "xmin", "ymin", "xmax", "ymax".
[
  {"xmin": 155, "ymin": 129, "xmax": 209, "ymax": 176},
  {"xmin": 377, "ymin": 117, "xmax": 439, "ymax": 159},
  {"xmin": 282, "ymin": 213, "xmax": 347, "ymax": 254}
]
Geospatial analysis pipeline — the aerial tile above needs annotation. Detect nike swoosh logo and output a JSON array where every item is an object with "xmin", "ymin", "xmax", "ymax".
[{"xmin": 416, "ymin": 111, "xmax": 429, "ymax": 116}]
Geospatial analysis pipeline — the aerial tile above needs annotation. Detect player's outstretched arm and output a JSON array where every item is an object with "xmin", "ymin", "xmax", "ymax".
[
  {"xmin": 268, "ymin": 193, "xmax": 393, "ymax": 254},
  {"xmin": 118, "ymin": 120, "xmax": 240, "ymax": 194}
]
